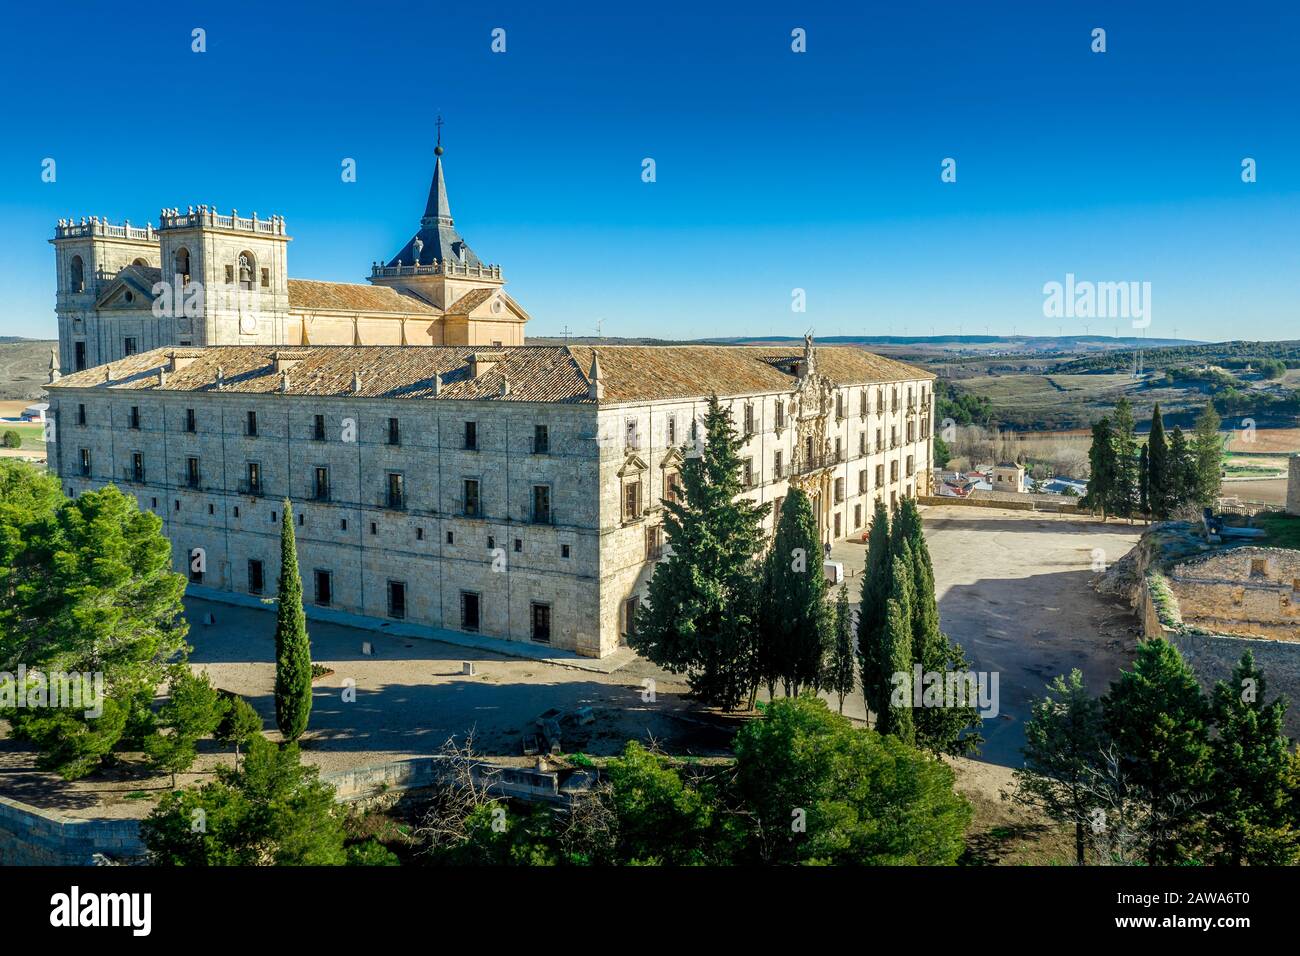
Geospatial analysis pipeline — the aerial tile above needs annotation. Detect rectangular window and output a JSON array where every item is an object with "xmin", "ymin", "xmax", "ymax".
[
  {"xmin": 625, "ymin": 419, "xmax": 639, "ymax": 451},
  {"xmin": 313, "ymin": 414, "xmax": 326, "ymax": 441},
  {"xmin": 624, "ymin": 481, "xmax": 642, "ymax": 521},
  {"xmin": 859, "ymin": 469, "xmax": 867, "ymax": 494},
  {"xmin": 836, "ymin": 393, "xmax": 844, "ymax": 419},
  {"xmin": 132, "ymin": 452, "xmax": 144, "ymax": 483},
  {"xmin": 855, "ymin": 504, "xmax": 863, "ymax": 528},
  {"xmin": 78, "ymin": 447, "xmax": 91, "ymax": 476},
  {"xmin": 906, "ymin": 455, "xmax": 915, "ymax": 476},
  {"xmin": 77, "ymin": 403, "xmax": 87, "ymax": 426},
  {"xmin": 387, "ymin": 417, "xmax": 400, "ymax": 446},
  {"xmin": 187, "ymin": 457, "xmax": 200, "ymax": 488},
  {"xmin": 742, "ymin": 458, "xmax": 754, "ymax": 488},
  {"xmin": 645, "ymin": 524, "xmax": 664, "ymax": 561},
  {"xmin": 859, "ymin": 433, "xmax": 866, "ymax": 457},
  {"xmin": 123, "ymin": 337, "xmax": 138, "ymax": 356},
  {"xmin": 387, "ymin": 472, "xmax": 405, "ymax": 510},
  {"xmin": 531, "ymin": 603, "xmax": 552, "ymax": 644},
  {"xmin": 835, "ymin": 437, "xmax": 843, "ymax": 462},
  {"xmin": 622, "ymin": 597, "xmax": 639, "ymax": 638},
  {"xmin": 533, "ymin": 424, "xmax": 549, "ymax": 454},
  {"xmin": 260, "ymin": 267, "xmax": 269, "ymax": 288},
  {"xmin": 463, "ymin": 479, "xmax": 480, "ymax": 517},
  {"xmin": 246, "ymin": 410, "xmax": 258, "ymax": 437},
  {"xmin": 907, "ymin": 421, "xmax": 915, "ymax": 443},
  {"xmin": 666, "ymin": 415, "xmax": 676, "ymax": 447},
  {"xmin": 875, "ymin": 428, "xmax": 883, "ymax": 452},
  {"xmin": 248, "ymin": 559, "xmax": 265, "ymax": 595},
  {"xmin": 225, "ymin": 264, "xmax": 235, "ymax": 284},
  {"xmin": 834, "ymin": 477, "xmax": 845, "ymax": 504},
  {"xmin": 876, "ymin": 464, "xmax": 884, "ymax": 486},
  {"xmin": 314, "ymin": 466, "xmax": 330, "ymax": 501},
  {"xmin": 743, "ymin": 403, "xmax": 754, "ymax": 436},
  {"xmin": 314, "ymin": 570, "xmax": 332, "ymax": 607},
  {"xmin": 834, "ymin": 512, "xmax": 842, "ymax": 538},
  {"xmin": 129, "ymin": 406, "xmax": 140, "ymax": 429},
  {"xmin": 460, "ymin": 591, "xmax": 480, "ymax": 632},
  {"xmin": 185, "ymin": 408, "xmax": 196, "ymax": 433},
  {"xmin": 890, "ymin": 426, "xmax": 898, "ymax": 448},
  {"xmin": 890, "ymin": 461, "xmax": 899, "ymax": 482},
  {"xmin": 514, "ymin": 538, "xmax": 523, "ymax": 553},
  {"xmin": 774, "ymin": 401, "xmax": 785, "ymax": 430},
  {"xmin": 387, "ymin": 580, "xmax": 407, "ymax": 620},
  {"xmin": 860, "ymin": 391, "xmax": 868, "ymax": 417},
  {"xmin": 246, "ymin": 462, "xmax": 262, "ymax": 495},
  {"xmin": 561, "ymin": 544, "xmax": 571, "ymax": 559},
  {"xmin": 74, "ymin": 342, "xmax": 86, "ymax": 372},
  {"xmin": 533, "ymin": 484, "xmax": 551, "ymax": 524},
  {"xmin": 189, "ymin": 553, "xmax": 203, "ymax": 583},
  {"xmin": 464, "ymin": 421, "xmax": 477, "ymax": 450},
  {"xmin": 774, "ymin": 450, "xmax": 784, "ymax": 480}
]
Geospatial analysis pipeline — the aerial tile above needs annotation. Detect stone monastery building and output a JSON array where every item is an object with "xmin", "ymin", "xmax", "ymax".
[{"xmin": 46, "ymin": 147, "xmax": 935, "ymax": 658}]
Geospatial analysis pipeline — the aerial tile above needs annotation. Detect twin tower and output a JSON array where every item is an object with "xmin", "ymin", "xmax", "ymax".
[{"xmin": 50, "ymin": 149, "xmax": 531, "ymax": 376}]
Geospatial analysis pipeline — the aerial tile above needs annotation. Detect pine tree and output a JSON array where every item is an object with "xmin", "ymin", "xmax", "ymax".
[
  {"xmin": 1191, "ymin": 401, "xmax": 1224, "ymax": 506},
  {"xmin": 1010, "ymin": 670, "xmax": 1106, "ymax": 865},
  {"xmin": 824, "ymin": 587, "xmax": 856, "ymax": 713},
  {"xmin": 1109, "ymin": 398, "xmax": 1139, "ymax": 520},
  {"xmin": 877, "ymin": 541, "xmax": 916, "ymax": 743},
  {"xmin": 633, "ymin": 396, "xmax": 769, "ymax": 710},
  {"xmin": 144, "ymin": 666, "xmax": 226, "ymax": 788},
  {"xmin": 1081, "ymin": 417, "xmax": 1116, "ymax": 519},
  {"xmin": 1146, "ymin": 403, "xmax": 1169, "ymax": 519},
  {"xmin": 857, "ymin": 501, "xmax": 892, "ymax": 722},
  {"xmin": 1103, "ymin": 639, "xmax": 1213, "ymax": 865},
  {"xmin": 274, "ymin": 500, "xmax": 313, "ymax": 742},
  {"xmin": 762, "ymin": 490, "xmax": 830, "ymax": 697},
  {"xmin": 1209, "ymin": 652, "xmax": 1299, "ymax": 865},
  {"xmin": 217, "ymin": 695, "xmax": 265, "ymax": 770}
]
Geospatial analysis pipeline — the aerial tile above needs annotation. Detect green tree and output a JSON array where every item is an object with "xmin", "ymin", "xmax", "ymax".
[
  {"xmin": 1010, "ymin": 670, "xmax": 1106, "ymax": 865},
  {"xmin": 1146, "ymin": 403, "xmax": 1170, "ymax": 518},
  {"xmin": 633, "ymin": 396, "xmax": 770, "ymax": 709},
  {"xmin": 1168, "ymin": 426, "xmax": 1194, "ymax": 510},
  {"xmin": 145, "ymin": 666, "xmax": 227, "ymax": 788},
  {"xmin": 274, "ymin": 500, "xmax": 312, "ymax": 741},
  {"xmin": 762, "ymin": 489, "xmax": 829, "ymax": 697},
  {"xmin": 1, "ymin": 430, "xmax": 20, "ymax": 449},
  {"xmin": 1109, "ymin": 398, "xmax": 1139, "ymax": 520},
  {"xmin": 824, "ymin": 586, "xmax": 856, "ymax": 714},
  {"xmin": 933, "ymin": 433, "xmax": 951, "ymax": 468},
  {"xmin": 1138, "ymin": 444, "xmax": 1150, "ymax": 518},
  {"xmin": 2, "ymin": 479, "xmax": 188, "ymax": 778},
  {"xmin": 857, "ymin": 501, "xmax": 892, "ymax": 721},
  {"xmin": 878, "ymin": 542, "xmax": 915, "ymax": 743},
  {"xmin": 1208, "ymin": 651, "xmax": 1299, "ymax": 865},
  {"xmin": 1081, "ymin": 417, "xmax": 1116, "ymax": 519},
  {"xmin": 217, "ymin": 694, "xmax": 264, "ymax": 770},
  {"xmin": 732, "ymin": 696, "xmax": 971, "ymax": 865},
  {"xmin": 141, "ymin": 735, "xmax": 346, "ymax": 866},
  {"xmin": 1103, "ymin": 639, "xmax": 1213, "ymax": 865},
  {"xmin": 1190, "ymin": 401, "xmax": 1224, "ymax": 506}
]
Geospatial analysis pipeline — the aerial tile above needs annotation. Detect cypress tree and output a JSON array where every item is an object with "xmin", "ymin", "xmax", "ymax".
[
  {"xmin": 1082, "ymin": 417, "xmax": 1115, "ymax": 519},
  {"xmin": 1191, "ymin": 401, "xmax": 1224, "ymax": 506},
  {"xmin": 1110, "ymin": 398, "xmax": 1139, "ymax": 520},
  {"xmin": 1147, "ymin": 403, "xmax": 1169, "ymax": 518},
  {"xmin": 878, "ymin": 548, "xmax": 915, "ymax": 744},
  {"xmin": 857, "ymin": 501, "xmax": 892, "ymax": 722},
  {"xmin": 1169, "ymin": 426, "xmax": 1193, "ymax": 513},
  {"xmin": 1138, "ymin": 444, "xmax": 1150, "ymax": 518},
  {"xmin": 824, "ymin": 586, "xmax": 856, "ymax": 714},
  {"xmin": 763, "ymin": 489, "xmax": 830, "ymax": 697},
  {"xmin": 633, "ymin": 396, "xmax": 769, "ymax": 710},
  {"xmin": 274, "ymin": 499, "xmax": 313, "ymax": 742}
]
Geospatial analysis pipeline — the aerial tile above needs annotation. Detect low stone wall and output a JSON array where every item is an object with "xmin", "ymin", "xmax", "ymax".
[
  {"xmin": 918, "ymin": 495, "xmax": 1080, "ymax": 514},
  {"xmin": 0, "ymin": 797, "xmax": 143, "ymax": 866},
  {"xmin": 323, "ymin": 756, "xmax": 580, "ymax": 808}
]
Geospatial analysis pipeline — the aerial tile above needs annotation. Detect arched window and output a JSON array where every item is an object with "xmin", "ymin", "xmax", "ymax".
[
  {"xmin": 131, "ymin": 257, "xmax": 148, "ymax": 267},
  {"xmin": 174, "ymin": 247, "xmax": 191, "ymax": 282},
  {"xmin": 238, "ymin": 251, "xmax": 255, "ymax": 290},
  {"xmin": 69, "ymin": 255, "xmax": 84, "ymax": 293}
]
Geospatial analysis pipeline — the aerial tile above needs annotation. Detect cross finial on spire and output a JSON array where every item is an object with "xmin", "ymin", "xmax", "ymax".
[{"xmin": 434, "ymin": 114, "xmax": 444, "ymax": 156}]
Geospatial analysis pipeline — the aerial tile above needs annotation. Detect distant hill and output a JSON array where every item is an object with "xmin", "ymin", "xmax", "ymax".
[{"xmin": 0, "ymin": 341, "xmax": 56, "ymax": 400}]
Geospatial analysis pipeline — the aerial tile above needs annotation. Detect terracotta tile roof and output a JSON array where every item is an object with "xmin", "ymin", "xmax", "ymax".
[
  {"xmin": 288, "ymin": 279, "xmax": 440, "ymax": 315},
  {"xmin": 445, "ymin": 288, "xmax": 496, "ymax": 315},
  {"xmin": 50, "ymin": 344, "xmax": 931, "ymax": 406}
]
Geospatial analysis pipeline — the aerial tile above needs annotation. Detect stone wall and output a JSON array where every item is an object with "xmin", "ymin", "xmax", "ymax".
[
  {"xmin": 0, "ymin": 797, "xmax": 143, "ymax": 866},
  {"xmin": 1167, "ymin": 547, "xmax": 1300, "ymax": 641}
]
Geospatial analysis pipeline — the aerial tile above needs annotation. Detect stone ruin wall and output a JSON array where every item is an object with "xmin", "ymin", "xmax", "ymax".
[{"xmin": 1166, "ymin": 547, "xmax": 1300, "ymax": 642}]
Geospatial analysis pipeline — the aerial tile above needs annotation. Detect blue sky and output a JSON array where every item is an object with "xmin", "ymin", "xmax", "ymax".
[{"xmin": 2, "ymin": 1, "xmax": 1297, "ymax": 341}]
